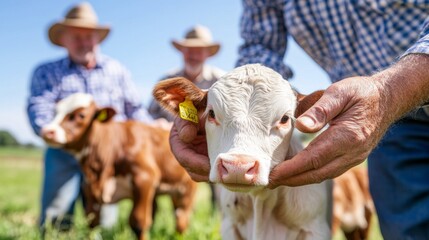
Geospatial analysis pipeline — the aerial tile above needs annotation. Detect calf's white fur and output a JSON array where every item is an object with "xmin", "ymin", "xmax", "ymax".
[{"xmin": 153, "ymin": 64, "xmax": 330, "ymax": 239}]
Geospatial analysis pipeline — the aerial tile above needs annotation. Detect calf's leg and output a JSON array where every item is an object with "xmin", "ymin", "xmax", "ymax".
[
  {"xmin": 82, "ymin": 183, "xmax": 101, "ymax": 228},
  {"xmin": 129, "ymin": 172, "xmax": 158, "ymax": 240},
  {"xmin": 171, "ymin": 181, "xmax": 197, "ymax": 233}
]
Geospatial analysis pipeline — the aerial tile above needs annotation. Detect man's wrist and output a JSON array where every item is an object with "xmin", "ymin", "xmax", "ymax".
[{"xmin": 371, "ymin": 53, "xmax": 429, "ymax": 123}]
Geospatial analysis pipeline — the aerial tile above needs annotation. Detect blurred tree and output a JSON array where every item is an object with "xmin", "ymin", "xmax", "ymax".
[{"xmin": 0, "ymin": 130, "xmax": 20, "ymax": 146}]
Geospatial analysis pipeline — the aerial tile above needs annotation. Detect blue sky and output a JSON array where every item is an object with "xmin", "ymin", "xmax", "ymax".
[{"xmin": 0, "ymin": 1, "xmax": 330, "ymax": 146}]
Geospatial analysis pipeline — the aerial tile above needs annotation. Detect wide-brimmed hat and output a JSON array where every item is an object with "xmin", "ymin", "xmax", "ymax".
[
  {"xmin": 172, "ymin": 25, "xmax": 221, "ymax": 57},
  {"xmin": 48, "ymin": 2, "xmax": 110, "ymax": 47}
]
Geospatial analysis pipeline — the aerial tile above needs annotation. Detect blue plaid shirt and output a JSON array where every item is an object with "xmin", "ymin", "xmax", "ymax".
[
  {"xmin": 27, "ymin": 54, "xmax": 153, "ymax": 135},
  {"xmin": 237, "ymin": 0, "xmax": 429, "ymax": 82}
]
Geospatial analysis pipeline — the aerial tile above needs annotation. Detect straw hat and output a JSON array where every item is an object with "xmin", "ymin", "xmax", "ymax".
[
  {"xmin": 172, "ymin": 25, "xmax": 220, "ymax": 57},
  {"xmin": 48, "ymin": 2, "xmax": 110, "ymax": 47}
]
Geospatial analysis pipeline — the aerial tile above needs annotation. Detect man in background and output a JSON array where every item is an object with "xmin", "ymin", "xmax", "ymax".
[
  {"xmin": 27, "ymin": 2, "xmax": 152, "ymax": 231},
  {"xmin": 149, "ymin": 25, "xmax": 225, "ymax": 121}
]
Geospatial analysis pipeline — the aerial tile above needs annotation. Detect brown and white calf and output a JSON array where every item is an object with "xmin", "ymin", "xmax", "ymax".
[
  {"xmin": 153, "ymin": 64, "xmax": 331, "ymax": 239},
  {"xmin": 40, "ymin": 93, "xmax": 197, "ymax": 240},
  {"xmin": 332, "ymin": 166, "xmax": 375, "ymax": 240}
]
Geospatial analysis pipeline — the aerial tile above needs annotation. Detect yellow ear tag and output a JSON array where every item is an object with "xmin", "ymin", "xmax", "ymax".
[
  {"xmin": 179, "ymin": 98, "xmax": 199, "ymax": 123},
  {"xmin": 97, "ymin": 110, "xmax": 108, "ymax": 122}
]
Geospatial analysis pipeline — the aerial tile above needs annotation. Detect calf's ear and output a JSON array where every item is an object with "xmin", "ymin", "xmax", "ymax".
[
  {"xmin": 295, "ymin": 90, "xmax": 324, "ymax": 118},
  {"xmin": 152, "ymin": 77, "xmax": 208, "ymax": 116},
  {"xmin": 95, "ymin": 107, "xmax": 116, "ymax": 123}
]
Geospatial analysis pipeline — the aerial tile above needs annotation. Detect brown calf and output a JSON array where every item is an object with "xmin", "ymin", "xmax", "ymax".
[{"xmin": 41, "ymin": 93, "xmax": 197, "ymax": 240}]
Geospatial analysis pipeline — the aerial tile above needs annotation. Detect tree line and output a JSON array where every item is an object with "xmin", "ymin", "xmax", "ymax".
[{"xmin": 0, "ymin": 130, "xmax": 36, "ymax": 148}]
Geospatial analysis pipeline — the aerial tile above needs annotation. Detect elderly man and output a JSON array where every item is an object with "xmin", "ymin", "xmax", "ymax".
[
  {"xmin": 27, "ymin": 2, "xmax": 152, "ymax": 231},
  {"xmin": 149, "ymin": 25, "xmax": 225, "ymax": 121}
]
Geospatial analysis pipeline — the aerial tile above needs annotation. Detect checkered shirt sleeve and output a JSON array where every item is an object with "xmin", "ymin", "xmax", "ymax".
[{"xmin": 238, "ymin": 0, "xmax": 429, "ymax": 82}]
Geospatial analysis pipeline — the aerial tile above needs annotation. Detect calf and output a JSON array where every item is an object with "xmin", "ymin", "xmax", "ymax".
[
  {"xmin": 40, "ymin": 93, "xmax": 197, "ymax": 240},
  {"xmin": 153, "ymin": 64, "xmax": 331, "ymax": 239},
  {"xmin": 332, "ymin": 166, "xmax": 375, "ymax": 240}
]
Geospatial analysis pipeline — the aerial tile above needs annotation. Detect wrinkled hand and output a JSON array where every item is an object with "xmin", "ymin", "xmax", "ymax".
[
  {"xmin": 269, "ymin": 76, "xmax": 391, "ymax": 187},
  {"xmin": 170, "ymin": 115, "xmax": 210, "ymax": 182}
]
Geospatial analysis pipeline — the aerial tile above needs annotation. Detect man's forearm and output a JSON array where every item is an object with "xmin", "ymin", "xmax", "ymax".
[{"xmin": 372, "ymin": 53, "xmax": 429, "ymax": 124}]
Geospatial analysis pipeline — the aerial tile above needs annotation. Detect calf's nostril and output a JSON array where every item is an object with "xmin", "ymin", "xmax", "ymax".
[
  {"xmin": 246, "ymin": 163, "xmax": 257, "ymax": 175},
  {"xmin": 219, "ymin": 159, "xmax": 229, "ymax": 176},
  {"xmin": 221, "ymin": 164, "xmax": 228, "ymax": 175}
]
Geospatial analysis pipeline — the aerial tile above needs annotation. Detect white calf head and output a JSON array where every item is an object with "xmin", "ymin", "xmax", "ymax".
[
  {"xmin": 41, "ymin": 93, "xmax": 115, "ymax": 150},
  {"xmin": 153, "ymin": 64, "xmax": 323, "ymax": 192}
]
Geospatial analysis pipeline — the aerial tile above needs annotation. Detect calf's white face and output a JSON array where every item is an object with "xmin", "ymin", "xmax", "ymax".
[
  {"xmin": 205, "ymin": 66, "xmax": 297, "ymax": 191},
  {"xmin": 153, "ymin": 64, "xmax": 323, "ymax": 193},
  {"xmin": 41, "ymin": 93, "xmax": 94, "ymax": 147},
  {"xmin": 41, "ymin": 93, "xmax": 114, "ymax": 150}
]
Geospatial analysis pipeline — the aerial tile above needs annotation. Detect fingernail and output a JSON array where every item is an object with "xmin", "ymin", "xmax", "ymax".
[{"xmin": 299, "ymin": 116, "xmax": 315, "ymax": 127}]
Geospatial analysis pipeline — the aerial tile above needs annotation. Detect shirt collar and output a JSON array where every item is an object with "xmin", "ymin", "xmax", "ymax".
[
  {"xmin": 64, "ymin": 54, "xmax": 105, "ymax": 70},
  {"xmin": 182, "ymin": 65, "xmax": 210, "ymax": 83}
]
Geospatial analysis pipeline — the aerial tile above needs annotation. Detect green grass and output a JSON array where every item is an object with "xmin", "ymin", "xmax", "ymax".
[
  {"xmin": 0, "ymin": 147, "xmax": 42, "ymax": 240},
  {"xmin": 0, "ymin": 146, "xmax": 383, "ymax": 239},
  {"xmin": 0, "ymin": 146, "xmax": 43, "ymax": 159},
  {"xmin": 0, "ymin": 146, "xmax": 220, "ymax": 240}
]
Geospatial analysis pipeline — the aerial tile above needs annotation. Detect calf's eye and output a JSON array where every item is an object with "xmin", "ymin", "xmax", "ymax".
[
  {"xmin": 68, "ymin": 114, "xmax": 75, "ymax": 121},
  {"xmin": 208, "ymin": 109, "xmax": 216, "ymax": 119},
  {"xmin": 78, "ymin": 113, "xmax": 85, "ymax": 119},
  {"xmin": 280, "ymin": 114, "xmax": 289, "ymax": 124}
]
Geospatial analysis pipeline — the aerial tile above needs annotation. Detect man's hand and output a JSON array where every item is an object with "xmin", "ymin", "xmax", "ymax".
[
  {"xmin": 269, "ymin": 76, "xmax": 391, "ymax": 187},
  {"xmin": 170, "ymin": 115, "xmax": 210, "ymax": 182},
  {"xmin": 269, "ymin": 53, "xmax": 429, "ymax": 187}
]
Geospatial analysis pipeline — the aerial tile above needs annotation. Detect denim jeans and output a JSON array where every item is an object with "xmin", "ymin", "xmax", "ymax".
[
  {"xmin": 40, "ymin": 147, "xmax": 118, "ymax": 229},
  {"xmin": 368, "ymin": 107, "xmax": 429, "ymax": 240}
]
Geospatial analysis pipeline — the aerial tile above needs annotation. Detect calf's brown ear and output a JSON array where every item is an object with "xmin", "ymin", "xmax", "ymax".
[
  {"xmin": 152, "ymin": 77, "xmax": 208, "ymax": 116},
  {"xmin": 295, "ymin": 90, "xmax": 324, "ymax": 118},
  {"xmin": 95, "ymin": 107, "xmax": 116, "ymax": 123}
]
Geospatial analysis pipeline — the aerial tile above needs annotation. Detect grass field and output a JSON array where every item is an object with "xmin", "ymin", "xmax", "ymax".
[{"xmin": 0, "ymin": 146, "xmax": 383, "ymax": 240}]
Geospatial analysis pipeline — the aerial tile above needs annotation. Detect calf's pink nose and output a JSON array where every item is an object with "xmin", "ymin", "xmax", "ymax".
[
  {"xmin": 41, "ymin": 129, "xmax": 56, "ymax": 140},
  {"xmin": 218, "ymin": 158, "xmax": 259, "ymax": 184}
]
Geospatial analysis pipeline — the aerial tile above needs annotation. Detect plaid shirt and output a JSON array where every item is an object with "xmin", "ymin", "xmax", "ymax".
[
  {"xmin": 237, "ymin": 0, "xmax": 429, "ymax": 82},
  {"xmin": 27, "ymin": 54, "xmax": 152, "ymax": 135}
]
